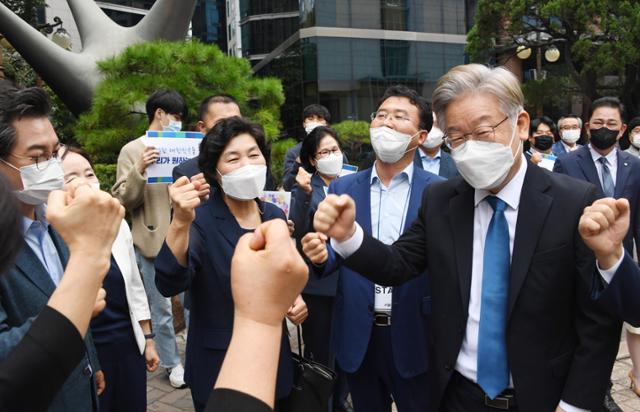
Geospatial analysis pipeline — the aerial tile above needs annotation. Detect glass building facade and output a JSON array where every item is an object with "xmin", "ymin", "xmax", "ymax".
[{"xmin": 252, "ymin": 0, "xmax": 475, "ymax": 137}]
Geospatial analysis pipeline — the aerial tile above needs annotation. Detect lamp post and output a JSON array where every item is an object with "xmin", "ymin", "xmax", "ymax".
[
  {"xmin": 38, "ymin": 16, "xmax": 72, "ymax": 50},
  {"xmin": 516, "ymin": 41, "xmax": 562, "ymax": 116}
]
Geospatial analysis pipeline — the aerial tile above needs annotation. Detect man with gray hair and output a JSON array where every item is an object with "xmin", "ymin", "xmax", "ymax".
[
  {"xmin": 553, "ymin": 114, "xmax": 583, "ymax": 156},
  {"xmin": 308, "ymin": 63, "xmax": 621, "ymax": 412}
]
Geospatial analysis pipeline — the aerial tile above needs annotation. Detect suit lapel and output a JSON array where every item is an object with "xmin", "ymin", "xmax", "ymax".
[
  {"xmin": 449, "ymin": 179, "xmax": 475, "ymax": 314},
  {"xmin": 48, "ymin": 227, "xmax": 69, "ymax": 267},
  {"xmin": 615, "ymin": 150, "xmax": 630, "ymax": 198},
  {"xmin": 208, "ymin": 194, "xmax": 244, "ymax": 248},
  {"xmin": 405, "ymin": 169, "xmax": 427, "ymax": 231},
  {"xmin": 14, "ymin": 243, "xmax": 56, "ymax": 297},
  {"xmin": 576, "ymin": 146, "xmax": 603, "ymax": 193},
  {"xmin": 508, "ymin": 164, "xmax": 553, "ymax": 318},
  {"xmin": 353, "ymin": 170, "xmax": 373, "ymax": 235}
]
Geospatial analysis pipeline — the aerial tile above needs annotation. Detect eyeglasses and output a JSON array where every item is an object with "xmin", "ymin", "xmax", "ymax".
[
  {"xmin": 370, "ymin": 111, "xmax": 412, "ymax": 124},
  {"xmin": 444, "ymin": 117, "xmax": 509, "ymax": 149},
  {"xmin": 559, "ymin": 125, "xmax": 580, "ymax": 131},
  {"xmin": 315, "ymin": 148, "xmax": 341, "ymax": 159},
  {"xmin": 590, "ymin": 120, "xmax": 620, "ymax": 129},
  {"xmin": 7, "ymin": 145, "xmax": 62, "ymax": 170}
]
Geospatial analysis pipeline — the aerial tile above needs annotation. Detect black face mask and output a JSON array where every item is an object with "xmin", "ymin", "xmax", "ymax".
[
  {"xmin": 589, "ymin": 127, "xmax": 619, "ymax": 150},
  {"xmin": 533, "ymin": 135, "xmax": 554, "ymax": 151}
]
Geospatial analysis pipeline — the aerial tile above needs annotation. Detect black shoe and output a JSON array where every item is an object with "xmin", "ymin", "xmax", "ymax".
[{"xmin": 601, "ymin": 388, "xmax": 623, "ymax": 412}]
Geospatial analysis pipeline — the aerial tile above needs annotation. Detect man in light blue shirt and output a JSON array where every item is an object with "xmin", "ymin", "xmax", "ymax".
[{"xmin": 22, "ymin": 206, "xmax": 64, "ymax": 286}]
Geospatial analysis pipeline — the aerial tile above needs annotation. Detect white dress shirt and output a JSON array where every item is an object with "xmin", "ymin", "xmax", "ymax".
[
  {"xmin": 562, "ymin": 141, "xmax": 579, "ymax": 153},
  {"xmin": 589, "ymin": 145, "xmax": 618, "ymax": 188},
  {"xmin": 370, "ymin": 161, "xmax": 414, "ymax": 313},
  {"xmin": 332, "ymin": 155, "xmax": 591, "ymax": 412}
]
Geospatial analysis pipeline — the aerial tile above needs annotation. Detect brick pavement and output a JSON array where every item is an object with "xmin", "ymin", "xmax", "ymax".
[{"xmin": 147, "ymin": 331, "xmax": 640, "ymax": 411}]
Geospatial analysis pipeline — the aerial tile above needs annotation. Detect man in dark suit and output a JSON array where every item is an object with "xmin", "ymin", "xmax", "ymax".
[
  {"xmin": 309, "ymin": 64, "xmax": 621, "ymax": 412},
  {"xmin": 305, "ymin": 85, "xmax": 442, "ymax": 412},
  {"xmin": 413, "ymin": 113, "xmax": 459, "ymax": 179},
  {"xmin": 554, "ymin": 97, "xmax": 640, "ymax": 256},
  {"xmin": 552, "ymin": 114, "xmax": 583, "ymax": 156},
  {"xmin": 0, "ymin": 87, "xmax": 103, "ymax": 410}
]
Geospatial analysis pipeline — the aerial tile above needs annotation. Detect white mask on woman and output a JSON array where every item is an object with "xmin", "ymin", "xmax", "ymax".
[
  {"xmin": 316, "ymin": 153, "xmax": 343, "ymax": 177},
  {"xmin": 218, "ymin": 164, "xmax": 266, "ymax": 200}
]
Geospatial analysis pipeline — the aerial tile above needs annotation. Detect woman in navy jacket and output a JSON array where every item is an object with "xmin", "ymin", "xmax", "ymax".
[{"xmin": 155, "ymin": 117, "xmax": 307, "ymax": 411}]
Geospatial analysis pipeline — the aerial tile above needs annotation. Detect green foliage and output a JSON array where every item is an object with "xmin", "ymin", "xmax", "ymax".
[
  {"xmin": 1, "ymin": 47, "xmax": 37, "ymax": 86},
  {"xmin": 94, "ymin": 163, "xmax": 117, "ymax": 192},
  {"xmin": 0, "ymin": 0, "xmax": 46, "ymax": 25},
  {"xmin": 332, "ymin": 120, "xmax": 372, "ymax": 169},
  {"xmin": 269, "ymin": 138, "xmax": 296, "ymax": 188},
  {"xmin": 467, "ymin": 0, "xmax": 640, "ymax": 115},
  {"xmin": 75, "ymin": 41, "xmax": 284, "ymax": 163}
]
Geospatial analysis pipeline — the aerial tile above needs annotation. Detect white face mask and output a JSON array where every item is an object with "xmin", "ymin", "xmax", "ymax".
[
  {"xmin": 304, "ymin": 122, "xmax": 324, "ymax": 135},
  {"xmin": 218, "ymin": 164, "xmax": 267, "ymax": 200},
  {"xmin": 370, "ymin": 126, "xmax": 420, "ymax": 164},
  {"xmin": 561, "ymin": 129, "xmax": 580, "ymax": 144},
  {"xmin": 316, "ymin": 153, "xmax": 343, "ymax": 177},
  {"xmin": 451, "ymin": 118, "xmax": 520, "ymax": 190},
  {"xmin": 1, "ymin": 158, "xmax": 65, "ymax": 205},
  {"xmin": 422, "ymin": 126, "xmax": 444, "ymax": 149},
  {"xmin": 162, "ymin": 120, "xmax": 182, "ymax": 133},
  {"xmin": 631, "ymin": 133, "xmax": 640, "ymax": 149}
]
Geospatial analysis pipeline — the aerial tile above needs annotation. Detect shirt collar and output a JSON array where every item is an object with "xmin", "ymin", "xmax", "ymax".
[
  {"xmin": 589, "ymin": 144, "xmax": 617, "ymax": 164},
  {"xmin": 371, "ymin": 159, "xmax": 414, "ymax": 187},
  {"xmin": 474, "ymin": 154, "xmax": 527, "ymax": 211},
  {"xmin": 22, "ymin": 204, "xmax": 49, "ymax": 236},
  {"xmin": 419, "ymin": 148, "xmax": 441, "ymax": 160}
]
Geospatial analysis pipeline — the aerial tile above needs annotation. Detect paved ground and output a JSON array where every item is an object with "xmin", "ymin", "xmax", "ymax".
[{"xmin": 147, "ymin": 330, "xmax": 640, "ymax": 411}]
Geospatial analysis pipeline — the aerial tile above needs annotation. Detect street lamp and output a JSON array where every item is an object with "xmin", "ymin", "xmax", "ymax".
[{"xmin": 38, "ymin": 16, "xmax": 72, "ymax": 50}]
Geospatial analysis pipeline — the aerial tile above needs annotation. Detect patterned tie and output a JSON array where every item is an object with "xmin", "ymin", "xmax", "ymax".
[
  {"xmin": 598, "ymin": 157, "xmax": 615, "ymax": 198},
  {"xmin": 477, "ymin": 196, "xmax": 510, "ymax": 399}
]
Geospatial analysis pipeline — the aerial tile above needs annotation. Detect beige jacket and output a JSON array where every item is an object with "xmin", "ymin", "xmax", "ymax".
[{"xmin": 112, "ymin": 137, "xmax": 171, "ymax": 258}]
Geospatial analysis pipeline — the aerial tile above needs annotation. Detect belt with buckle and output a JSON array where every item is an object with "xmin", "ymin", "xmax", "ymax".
[
  {"xmin": 452, "ymin": 371, "xmax": 517, "ymax": 410},
  {"xmin": 373, "ymin": 313, "xmax": 391, "ymax": 326}
]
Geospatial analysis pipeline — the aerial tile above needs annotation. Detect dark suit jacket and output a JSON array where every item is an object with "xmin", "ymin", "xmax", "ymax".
[
  {"xmin": 323, "ymin": 166, "xmax": 444, "ymax": 378},
  {"xmin": 282, "ymin": 143, "xmax": 302, "ymax": 191},
  {"xmin": 553, "ymin": 145, "xmax": 640, "ymax": 254},
  {"xmin": 172, "ymin": 157, "xmax": 276, "ymax": 190},
  {"xmin": 290, "ymin": 174, "xmax": 339, "ymax": 296},
  {"xmin": 0, "ymin": 228, "xmax": 100, "ymax": 412},
  {"xmin": 341, "ymin": 162, "xmax": 621, "ymax": 411},
  {"xmin": 413, "ymin": 148, "xmax": 459, "ymax": 179},
  {"xmin": 592, "ymin": 252, "xmax": 640, "ymax": 327},
  {"xmin": 155, "ymin": 194, "xmax": 293, "ymax": 406}
]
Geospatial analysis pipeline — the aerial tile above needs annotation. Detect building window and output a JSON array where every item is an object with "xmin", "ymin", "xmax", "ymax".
[{"xmin": 381, "ymin": 0, "xmax": 407, "ymax": 31}]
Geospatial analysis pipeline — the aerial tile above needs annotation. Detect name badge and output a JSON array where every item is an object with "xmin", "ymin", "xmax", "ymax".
[{"xmin": 374, "ymin": 284, "xmax": 393, "ymax": 312}]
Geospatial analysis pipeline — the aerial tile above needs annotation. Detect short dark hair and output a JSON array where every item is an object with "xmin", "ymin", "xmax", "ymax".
[
  {"xmin": 530, "ymin": 116, "xmax": 558, "ymax": 140},
  {"xmin": 299, "ymin": 126, "xmax": 341, "ymax": 173},
  {"xmin": 145, "ymin": 89, "xmax": 188, "ymax": 124},
  {"xmin": 198, "ymin": 94, "xmax": 240, "ymax": 122},
  {"xmin": 0, "ymin": 174, "xmax": 22, "ymax": 275},
  {"xmin": 302, "ymin": 104, "xmax": 331, "ymax": 124},
  {"xmin": 377, "ymin": 85, "xmax": 432, "ymax": 131},
  {"xmin": 588, "ymin": 97, "xmax": 626, "ymax": 122},
  {"xmin": 198, "ymin": 116, "xmax": 268, "ymax": 189},
  {"xmin": 0, "ymin": 87, "xmax": 52, "ymax": 158},
  {"xmin": 61, "ymin": 144, "xmax": 94, "ymax": 168}
]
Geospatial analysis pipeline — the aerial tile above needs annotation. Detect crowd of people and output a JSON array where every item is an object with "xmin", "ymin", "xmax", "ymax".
[{"xmin": 0, "ymin": 62, "xmax": 639, "ymax": 412}]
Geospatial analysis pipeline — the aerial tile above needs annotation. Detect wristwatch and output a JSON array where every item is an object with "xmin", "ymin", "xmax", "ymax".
[{"xmin": 144, "ymin": 333, "xmax": 156, "ymax": 340}]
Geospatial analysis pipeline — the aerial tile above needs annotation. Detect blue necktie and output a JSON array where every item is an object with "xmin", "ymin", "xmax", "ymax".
[
  {"xmin": 598, "ymin": 157, "xmax": 615, "ymax": 198},
  {"xmin": 477, "ymin": 196, "xmax": 510, "ymax": 399}
]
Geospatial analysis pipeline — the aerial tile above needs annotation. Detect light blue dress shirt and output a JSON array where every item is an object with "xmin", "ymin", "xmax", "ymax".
[
  {"xmin": 22, "ymin": 206, "xmax": 64, "ymax": 286},
  {"xmin": 419, "ymin": 148, "xmax": 441, "ymax": 176},
  {"xmin": 370, "ymin": 161, "xmax": 413, "ymax": 313}
]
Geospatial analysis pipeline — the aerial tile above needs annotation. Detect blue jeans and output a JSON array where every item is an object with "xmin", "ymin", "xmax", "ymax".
[{"xmin": 135, "ymin": 249, "xmax": 181, "ymax": 369}]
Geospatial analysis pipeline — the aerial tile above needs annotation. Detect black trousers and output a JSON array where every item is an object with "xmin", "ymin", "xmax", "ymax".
[
  {"xmin": 439, "ymin": 372, "xmax": 519, "ymax": 412},
  {"xmin": 95, "ymin": 333, "xmax": 147, "ymax": 412}
]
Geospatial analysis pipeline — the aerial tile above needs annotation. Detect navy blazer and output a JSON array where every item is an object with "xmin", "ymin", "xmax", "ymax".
[
  {"xmin": 323, "ymin": 166, "xmax": 444, "ymax": 378},
  {"xmin": 413, "ymin": 148, "xmax": 459, "ymax": 179},
  {"xmin": 155, "ymin": 193, "xmax": 293, "ymax": 408},
  {"xmin": 593, "ymin": 252, "xmax": 640, "ymax": 327},
  {"xmin": 0, "ymin": 227, "xmax": 100, "ymax": 412},
  {"xmin": 290, "ymin": 174, "xmax": 339, "ymax": 296},
  {"xmin": 552, "ymin": 140, "xmax": 583, "ymax": 157},
  {"xmin": 553, "ymin": 145, "xmax": 640, "ymax": 254}
]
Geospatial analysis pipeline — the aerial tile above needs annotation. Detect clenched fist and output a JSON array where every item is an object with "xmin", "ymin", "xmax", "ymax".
[
  {"xmin": 313, "ymin": 194, "xmax": 357, "ymax": 242},
  {"xmin": 169, "ymin": 176, "xmax": 203, "ymax": 224},
  {"xmin": 295, "ymin": 167, "xmax": 312, "ymax": 193},
  {"xmin": 302, "ymin": 232, "xmax": 328, "ymax": 265},
  {"xmin": 579, "ymin": 197, "xmax": 629, "ymax": 269}
]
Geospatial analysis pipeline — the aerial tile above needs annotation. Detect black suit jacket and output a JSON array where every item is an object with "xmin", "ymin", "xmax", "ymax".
[{"xmin": 343, "ymin": 162, "xmax": 621, "ymax": 411}]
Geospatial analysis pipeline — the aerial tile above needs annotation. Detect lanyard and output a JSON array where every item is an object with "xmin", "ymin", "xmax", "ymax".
[{"xmin": 375, "ymin": 178, "xmax": 412, "ymax": 242}]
